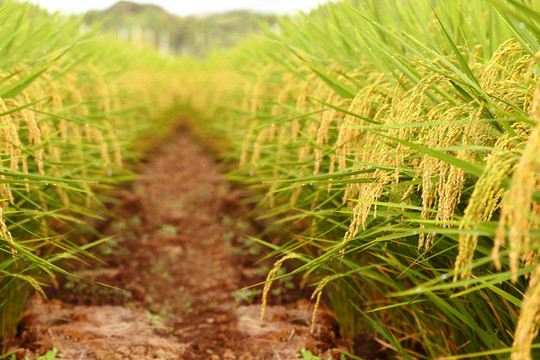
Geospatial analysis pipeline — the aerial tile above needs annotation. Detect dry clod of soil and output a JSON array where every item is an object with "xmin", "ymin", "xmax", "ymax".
[
  {"xmin": 18, "ymin": 296, "xmax": 185, "ymax": 360},
  {"xmin": 235, "ymin": 303, "xmax": 338, "ymax": 359}
]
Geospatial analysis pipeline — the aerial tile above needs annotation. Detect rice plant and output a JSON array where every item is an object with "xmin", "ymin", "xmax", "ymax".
[
  {"xmin": 0, "ymin": 2, "xmax": 185, "ymax": 343},
  {"xmin": 183, "ymin": 0, "xmax": 540, "ymax": 358}
]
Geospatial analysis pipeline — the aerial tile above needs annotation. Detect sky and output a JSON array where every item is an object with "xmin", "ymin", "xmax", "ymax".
[{"xmin": 24, "ymin": 0, "xmax": 336, "ymax": 16}]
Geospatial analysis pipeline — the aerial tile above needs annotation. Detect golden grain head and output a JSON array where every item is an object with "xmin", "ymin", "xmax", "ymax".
[
  {"xmin": 455, "ymin": 150, "xmax": 517, "ymax": 281},
  {"xmin": 260, "ymin": 253, "xmax": 298, "ymax": 320},
  {"xmin": 511, "ymin": 265, "xmax": 540, "ymax": 360},
  {"xmin": 494, "ymin": 84, "xmax": 540, "ymax": 281}
]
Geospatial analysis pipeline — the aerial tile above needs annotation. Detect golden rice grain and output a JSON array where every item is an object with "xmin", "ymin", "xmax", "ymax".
[
  {"xmin": 511, "ymin": 265, "xmax": 540, "ymax": 360},
  {"xmin": 494, "ymin": 84, "xmax": 540, "ymax": 281},
  {"xmin": 260, "ymin": 253, "xmax": 298, "ymax": 320}
]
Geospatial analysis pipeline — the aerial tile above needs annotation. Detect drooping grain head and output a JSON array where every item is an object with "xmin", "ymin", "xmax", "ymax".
[{"xmin": 260, "ymin": 253, "xmax": 298, "ymax": 320}]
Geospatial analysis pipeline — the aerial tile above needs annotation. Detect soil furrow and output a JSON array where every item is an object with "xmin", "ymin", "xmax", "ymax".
[{"xmin": 11, "ymin": 131, "xmax": 342, "ymax": 360}]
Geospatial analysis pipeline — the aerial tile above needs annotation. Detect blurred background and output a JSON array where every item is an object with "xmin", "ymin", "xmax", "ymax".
[{"xmin": 25, "ymin": 0, "xmax": 335, "ymax": 57}]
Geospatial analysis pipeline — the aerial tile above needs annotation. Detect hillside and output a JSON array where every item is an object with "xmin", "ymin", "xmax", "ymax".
[{"xmin": 84, "ymin": 1, "xmax": 277, "ymax": 57}]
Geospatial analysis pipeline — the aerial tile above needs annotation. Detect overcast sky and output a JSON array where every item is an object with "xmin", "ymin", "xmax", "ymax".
[{"xmin": 24, "ymin": 0, "xmax": 336, "ymax": 16}]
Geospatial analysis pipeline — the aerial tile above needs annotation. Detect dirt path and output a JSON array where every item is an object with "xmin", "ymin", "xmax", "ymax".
[{"xmin": 10, "ymin": 131, "xmax": 344, "ymax": 360}]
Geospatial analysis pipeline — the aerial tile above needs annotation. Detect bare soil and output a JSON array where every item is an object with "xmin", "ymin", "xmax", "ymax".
[{"xmin": 8, "ymin": 130, "xmax": 349, "ymax": 360}]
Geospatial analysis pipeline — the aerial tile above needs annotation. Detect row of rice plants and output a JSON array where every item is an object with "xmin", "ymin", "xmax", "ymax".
[
  {"xmin": 0, "ymin": 3, "xmax": 185, "ymax": 343},
  {"xmin": 185, "ymin": 0, "xmax": 540, "ymax": 358}
]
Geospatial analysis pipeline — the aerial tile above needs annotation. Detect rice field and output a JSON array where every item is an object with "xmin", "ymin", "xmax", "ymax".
[
  {"xmin": 0, "ymin": 2, "xmax": 183, "ymax": 342},
  {"xmin": 182, "ymin": 0, "xmax": 540, "ymax": 358},
  {"xmin": 2, "ymin": 0, "xmax": 540, "ymax": 359}
]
